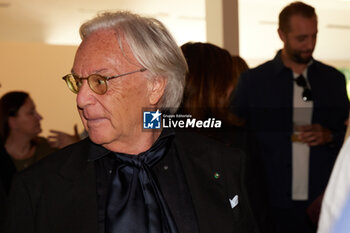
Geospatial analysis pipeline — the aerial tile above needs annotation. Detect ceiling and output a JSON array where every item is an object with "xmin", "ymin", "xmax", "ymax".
[
  {"xmin": 0, "ymin": 0, "xmax": 206, "ymax": 45},
  {"xmin": 1, "ymin": 0, "xmax": 350, "ymax": 61}
]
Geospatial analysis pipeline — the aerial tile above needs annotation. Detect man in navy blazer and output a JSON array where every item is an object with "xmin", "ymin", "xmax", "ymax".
[
  {"xmin": 4, "ymin": 11, "xmax": 258, "ymax": 233},
  {"xmin": 233, "ymin": 2, "xmax": 349, "ymax": 233}
]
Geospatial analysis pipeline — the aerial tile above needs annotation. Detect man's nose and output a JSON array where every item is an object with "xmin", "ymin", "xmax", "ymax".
[
  {"xmin": 36, "ymin": 112, "xmax": 43, "ymax": 120},
  {"xmin": 76, "ymin": 80, "xmax": 95, "ymax": 108}
]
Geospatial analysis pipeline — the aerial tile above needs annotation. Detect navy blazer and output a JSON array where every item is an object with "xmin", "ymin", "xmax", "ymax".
[
  {"xmin": 4, "ymin": 132, "xmax": 258, "ymax": 233},
  {"xmin": 233, "ymin": 51, "xmax": 349, "ymax": 208}
]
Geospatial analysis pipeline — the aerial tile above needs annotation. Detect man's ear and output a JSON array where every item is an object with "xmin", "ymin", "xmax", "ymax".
[
  {"xmin": 278, "ymin": 28, "xmax": 287, "ymax": 43},
  {"xmin": 148, "ymin": 76, "xmax": 166, "ymax": 105}
]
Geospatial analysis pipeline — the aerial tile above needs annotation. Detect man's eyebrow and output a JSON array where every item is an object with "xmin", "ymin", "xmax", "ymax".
[
  {"xmin": 296, "ymin": 35, "xmax": 308, "ymax": 39},
  {"xmin": 93, "ymin": 68, "xmax": 110, "ymax": 74},
  {"xmin": 70, "ymin": 68, "xmax": 110, "ymax": 76}
]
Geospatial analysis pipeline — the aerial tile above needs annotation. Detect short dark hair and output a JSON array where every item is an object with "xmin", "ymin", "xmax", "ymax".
[
  {"xmin": 0, "ymin": 91, "xmax": 29, "ymax": 143},
  {"xmin": 279, "ymin": 1, "xmax": 316, "ymax": 33}
]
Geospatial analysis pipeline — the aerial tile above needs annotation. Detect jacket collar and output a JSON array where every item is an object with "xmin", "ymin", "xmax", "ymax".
[
  {"xmin": 272, "ymin": 50, "xmax": 287, "ymax": 75},
  {"xmin": 272, "ymin": 50, "xmax": 315, "ymax": 76},
  {"xmin": 59, "ymin": 129, "xmax": 176, "ymax": 180},
  {"xmin": 58, "ymin": 138, "xmax": 99, "ymax": 181}
]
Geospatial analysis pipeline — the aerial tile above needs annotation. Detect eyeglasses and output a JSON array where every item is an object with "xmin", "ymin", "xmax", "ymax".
[
  {"xmin": 62, "ymin": 68, "xmax": 146, "ymax": 95},
  {"xmin": 295, "ymin": 75, "xmax": 313, "ymax": 102}
]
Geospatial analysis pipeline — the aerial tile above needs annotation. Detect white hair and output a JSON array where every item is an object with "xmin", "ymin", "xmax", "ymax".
[{"xmin": 79, "ymin": 11, "xmax": 188, "ymax": 113}]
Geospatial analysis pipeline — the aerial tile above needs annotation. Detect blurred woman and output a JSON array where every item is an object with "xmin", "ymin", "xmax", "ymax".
[
  {"xmin": 0, "ymin": 91, "xmax": 56, "ymax": 194},
  {"xmin": 180, "ymin": 42, "xmax": 271, "ymax": 232},
  {"xmin": 180, "ymin": 42, "xmax": 247, "ymax": 129}
]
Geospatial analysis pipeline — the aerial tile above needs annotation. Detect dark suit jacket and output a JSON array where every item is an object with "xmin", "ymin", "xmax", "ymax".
[
  {"xmin": 0, "ymin": 179, "xmax": 6, "ymax": 231},
  {"xmin": 0, "ymin": 145, "xmax": 17, "ymax": 196},
  {"xmin": 4, "ymin": 131, "xmax": 258, "ymax": 233},
  {"xmin": 233, "ymin": 51, "xmax": 349, "ymax": 208}
]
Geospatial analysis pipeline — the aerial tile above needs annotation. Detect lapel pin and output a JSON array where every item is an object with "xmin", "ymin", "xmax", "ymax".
[{"xmin": 214, "ymin": 172, "xmax": 220, "ymax": 179}]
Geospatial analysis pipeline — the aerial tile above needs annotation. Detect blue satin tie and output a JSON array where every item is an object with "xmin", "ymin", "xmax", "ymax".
[{"xmin": 106, "ymin": 135, "xmax": 179, "ymax": 233}]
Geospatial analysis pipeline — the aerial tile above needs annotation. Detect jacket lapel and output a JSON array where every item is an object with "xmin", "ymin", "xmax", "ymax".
[
  {"xmin": 173, "ymin": 133, "xmax": 238, "ymax": 233},
  {"xmin": 46, "ymin": 139, "xmax": 99, "ymax": 233}
]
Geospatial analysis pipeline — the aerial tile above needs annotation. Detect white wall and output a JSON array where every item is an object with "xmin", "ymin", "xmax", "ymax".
[{"xmin": 0, "ymin": 42, "xmax": 83, "ymax": 137}]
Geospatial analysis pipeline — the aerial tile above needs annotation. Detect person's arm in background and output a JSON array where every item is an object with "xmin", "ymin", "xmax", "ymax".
[{"xmin": 47, "ymin": 124, "xmax": 80, "ymax": 149}]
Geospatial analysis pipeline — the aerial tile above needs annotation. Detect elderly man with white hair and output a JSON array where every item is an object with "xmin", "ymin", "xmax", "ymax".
[{"xmin": 4, "ymin": 11, "xmax": 258, "ymax": 233}]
